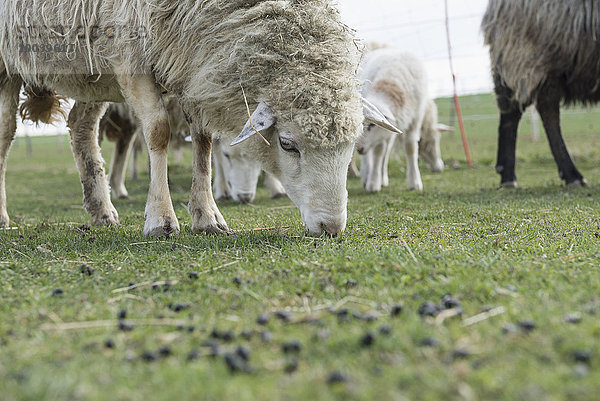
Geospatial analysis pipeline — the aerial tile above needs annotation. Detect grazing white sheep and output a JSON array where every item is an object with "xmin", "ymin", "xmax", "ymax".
[
  {"xmin": 356, "ymin": 48, "xmax": 448, "ymax": 193},
  {"xmin": 212, "ymin": 136, "xmax": 285, "ymax": 204},
  {"xmin": 0, "ymin": 0, "xmax": 398, "ymax": 236}
]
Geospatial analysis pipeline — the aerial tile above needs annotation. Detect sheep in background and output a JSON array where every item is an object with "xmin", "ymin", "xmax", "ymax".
[
  {"xmin": 212, "ymin": 136, "xmax": 285, "ymax": 203},
  {"xmin": 356, "ymin": 48, "xmax": 447, "ymax": 193},
  {"xmin": 1, "ymin": 0, "xmax": 398, "ymax": 236},
  {"xmin": 482, "ymin": 0, "xmax": 596, "ymax": 187}
]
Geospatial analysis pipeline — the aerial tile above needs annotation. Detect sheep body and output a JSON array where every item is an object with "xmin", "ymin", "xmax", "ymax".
[
  {"xmin": 0, "ymin": 0, "xmax": 366, "ymax": 235},
  {"xmin": 356, "ymin": 48, "xmax": 444, "ymax": 193},
  {"xmin": 482, "ymin": 0, "xmax": 595, "ymax": 186}
]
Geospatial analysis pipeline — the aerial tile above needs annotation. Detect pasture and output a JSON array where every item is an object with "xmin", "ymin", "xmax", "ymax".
[{"xmin": 1, "ymin": 93, "xmax": 600, "ymax": 400}]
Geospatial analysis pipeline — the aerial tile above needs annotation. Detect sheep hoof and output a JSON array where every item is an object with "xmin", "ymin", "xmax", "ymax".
[
  {"xmin": 144, "ymin": 215, "xmax": 180, "ymax": 237},
  {"xmin": 190, "ymin": 206, "xmax": 230, "ymax": 235},
  {"xmin": 0, "ymin": 214, "xmax": 9, "ymax": 228},
  {"xmin": 500, "ymin": 181, "xmax": 518, "ymax": 189},
  {"xmin": 91, "ymin": 206, "xmax": 119, "ymax": 226},
  {"xmin": 566, "ymin": 178, "xmax": 587, "ymax": 187}
]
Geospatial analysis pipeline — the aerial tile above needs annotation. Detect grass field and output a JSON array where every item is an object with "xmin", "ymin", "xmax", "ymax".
[{"xmin": 1, "ymin": 93, "xmax": 600, "ymax": 401}]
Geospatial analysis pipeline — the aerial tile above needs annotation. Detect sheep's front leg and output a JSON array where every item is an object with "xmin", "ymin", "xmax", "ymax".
[
  {"xmin": 68, "ymin": 102, "xmax": 119, "ymax": 225},
  {"xmin": 189, "ymin": 131, "xmax": 229, "ymax": 233},
  {"xmin": 404, "ymin": 132, "xmax": 423, "ymax": 191},
  {"xmin": 0, "ymin": 77, "xmax": 21, "ymax": 227},
  {"xmin": 117, "ymin": 75, "xmax": 179, "ymax": 237},
  {"xmin": 381, "ymin": 135, "xmax": 396, "ymax": 187}
]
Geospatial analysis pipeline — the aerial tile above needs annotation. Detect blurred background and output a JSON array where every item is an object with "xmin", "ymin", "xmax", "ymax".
[{"xmin": 338, "ymin": 0, "xmax": 491, "ymax": 98}]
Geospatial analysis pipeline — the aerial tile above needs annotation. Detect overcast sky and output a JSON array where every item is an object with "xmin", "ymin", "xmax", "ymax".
[{"xmin": 336, "ymin": 0, "xmax": 492, "ymax": 97}]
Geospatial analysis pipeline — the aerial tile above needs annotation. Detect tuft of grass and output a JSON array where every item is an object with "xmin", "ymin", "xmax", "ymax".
[{"xmin": 1, "ymin": 94, "xmax": 600, "ymax": 400}]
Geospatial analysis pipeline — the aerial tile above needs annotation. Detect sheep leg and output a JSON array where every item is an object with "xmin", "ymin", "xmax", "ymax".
[
  {"xmin": 188, "ymin": 129, "xmax": 229, "ymax": 233},
  {"xmin": 108, "ymin": 124, "xmax": 136, "ymax": 199},
  {"xmin": 363, "ymin": 142, "xmax": 386, "ymax": 193},
  {"xmin": 404, "ymin": 130, "xmax": 423, "ymax": 191},
  {"xmin": 0, "ymin": 76, "xmax": 21, "ymax": 228},
  {"xmin": 381, "ymin": 135, "xmax": 396, "ymax": 187},
  {"xmin": 264, "ymin": 172, "xmax": 286, "ymax": 198},
  {"xmin": 536, "ymin": 82, "xmax": 586, "ymax": 186},
  {"xmin": 494, "ymin": 73, "xmax": 522, "ymax": 188},
  {"xmin": 116, "ymin": 75, "xmax": 179, "ymax": 237},
  {"xmin": 211, "ymin": 138, "xmax": 231, "ymax": 201},
  {"xmin": 68, "ymin": 102, "xmax": 119, "ymax": 226}
]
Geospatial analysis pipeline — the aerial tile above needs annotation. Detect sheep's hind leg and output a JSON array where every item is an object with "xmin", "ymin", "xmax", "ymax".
[
  {"xmin": 108, "ymin": 124, "xmax": 136, "ymax": 199},
  {"xmin": 117, "ymin": 74, "xmax": 179, "ymax": 237},
  {"xmin": 189, "ymin": 129, "xmax": 229, "ymax": 234},
  {"xmin": 536, "ymin": 81, "xmax": 586, "ymax": 186},
  {"xmin": 0, "ymin": 76, "xmax": 21, "ymax": 227},
  {"xmin": 68, "ymin": 102, "xmax": 119, "ymax": 226}
]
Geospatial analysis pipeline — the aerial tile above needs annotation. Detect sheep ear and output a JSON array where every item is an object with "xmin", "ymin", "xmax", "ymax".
[
  {"xmin": 436, "ymin": 123, "xmax": 454, "ymax": 133},
  {"xmin": 231, "ymin": 102, "xmax": 276, "ymax": 146},
  {"xmin": 362, "ymin": 97, "xmax": 403, "ymax": 134}
]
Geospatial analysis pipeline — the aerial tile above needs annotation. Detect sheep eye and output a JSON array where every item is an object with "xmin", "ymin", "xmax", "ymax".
[
  {"xmin": 222, "ymin": 152, "xmax": 230, "ymax": 160},
  {"xmin": 279, "ymin": 137, "xmax": 299, "ymax": 154},
  {"xmin": 366, "ymin": 123, "xmax": 376, "ymax": 130}
]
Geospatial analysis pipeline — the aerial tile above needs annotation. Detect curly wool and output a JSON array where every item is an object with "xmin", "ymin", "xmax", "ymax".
[
  {"xmin": 482, "ymin": 0, "xmax": 600, "ymax": 105},
  {"xmin": 1, "ymin": 0, "xmax": 363, "ymax": 148}
]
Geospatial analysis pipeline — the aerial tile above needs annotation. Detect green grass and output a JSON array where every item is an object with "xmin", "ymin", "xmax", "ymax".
[{"xmin": 1, "ymin": 94, "xmax": 600, "ymax": 401}]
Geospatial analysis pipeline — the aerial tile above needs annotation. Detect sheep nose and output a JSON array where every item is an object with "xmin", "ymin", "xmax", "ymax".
[
  {"xmin": 320, "ymin": 220, "xmax": 344, "ymax": 237},
  {"xmin": 236, "ymin": 193, "xmax": 254, "ymax": 204}
]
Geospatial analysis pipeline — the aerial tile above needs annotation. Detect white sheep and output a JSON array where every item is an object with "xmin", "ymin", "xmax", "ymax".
[
  {"xmin": 0, "ymin": 0, "xmax": 398, "ymax": 236},
  {"xmin": 212, "ymin": 136, "xmax": 285, "ymax": 204},
  {"xmin": 356, "ymin": 48, "xmax": 449, "ymax": 193}
]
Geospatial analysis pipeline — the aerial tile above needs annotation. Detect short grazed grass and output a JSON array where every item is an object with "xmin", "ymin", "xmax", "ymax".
[{"xmin": 1, "ymin": 94, "xmax": 600, "ymax": 401}]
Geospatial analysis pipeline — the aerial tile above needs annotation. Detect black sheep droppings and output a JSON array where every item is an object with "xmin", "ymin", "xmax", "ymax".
[
  {"xmin": 346, "ymin": 279, "xmax": 358, "ymax": 288},
  {"xmin": 281, "ymin": 340, "xmax": 302, "ymax": 354},
  {"xmin": 274, "ymin": 311, "xmax": 291, "ymax": 322},
  {"xmin": 235, "ymin": 345, "xmax": 251, "ymax": 362},
  {"xmin": 327, "ymin": 371, "xmax": 349, "ymax": 385},
  {"xmin": 572, "ymin": 350, "xmax": 591, "ymax": 364},
  {"xmin": 118, "ymin": 320, "xmax": 134, "ymax": 332},
  {"xmin": 224, "ymin": 353, "xmax": 251, "ymax": 373},
  {"xmin": 104, "ymin": 339, "xmax": 115, "ymax": 349},
  {"xmin": 420, "ymin": 337, "xmax": 439, "ymax": 347},
  {"xmin": 378, "ymin": 325, "xmax": 392, "ymax": 336},
  {"xmin": 360, "ymin": 332, "xmax": 376, "ymax": 347},
  {"xmin": 188, "ymin": 271, "xmax": 199, "ymax": 280},
  {"xmin": 232, "ymin": 276, "xmax": 242, "ymax": 286},
  {"xmin": 79, "ymin": 264, "xmax": 94, "ymax": 275},
  {"xmin": 564, "ymin": 313, "xmax": 582, "ymax": 324},
  {"xmin": 141, "ymin": 351, "xmax": 157, "ymax": 362},
  {"xmin": 517, "ymin": 320, "xmax": 536, "ymax": 332},
  {"xmin": 391, "ymin": 304, "xmax": 403, "ymax": 317},
  {"xmin": 158, "ymin": 346, "xmax": 172, "ymax": 357},
  {"xmin": 442, "ymin": 294, "xmax": 461, "ymax": 309},
  {"xmin": 418, "ymin": 301, "xmax": 441, "ymax": 317},
  {"xmin": 256, "ymin": 313, "xmax": 270, "ymax": 325},
  {"xmin": 118, "ymin": 309, "xmax": 127, "ymax": 319},
  {"xmin": 51, "ymin": 288, "xmax": 63, "ymax": 296}
]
